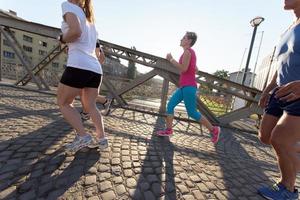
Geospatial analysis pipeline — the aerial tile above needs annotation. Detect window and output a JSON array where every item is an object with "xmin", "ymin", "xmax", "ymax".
[
  {"xmin": 23, "ymin": 35, "xmax": 33, "ymax": 43},
  {"xmin": 3, "ymin": 51, "xmax": 15, "ymax": 59},
  {"xmin": 23, "ymin": 45, "xmax": 32, "ymax": 52},
  {"xmin": 39, "ymin": 41, "xmax": 47, "ymax": 47},
  {"xmin": 3, "ymin": 39, "xmax": 11, "ymax": 46},
  {"xmin": 52, "ymin": 62, "xmax": 59, "ymax": 68},
  {"xmin": 39, "ymin": 50, "xmax": 47, "ymax": 56}
]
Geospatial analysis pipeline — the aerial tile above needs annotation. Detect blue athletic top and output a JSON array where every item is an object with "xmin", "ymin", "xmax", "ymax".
[{"xmin": 276, "ymin": 23, "xmax": 300, "ymax": 86}]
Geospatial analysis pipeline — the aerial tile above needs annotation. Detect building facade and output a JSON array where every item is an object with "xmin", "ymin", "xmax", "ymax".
[
  {"xmin": 0, "ymin": 9, "xmax": 130, "ymax": 86},
  {"xmin": 0, "ymin": 9, "xmax": 68, "ymax": 83},
  {"xmin": 252, "ymin": 49, "xmax": 277, "ymax": 91}
]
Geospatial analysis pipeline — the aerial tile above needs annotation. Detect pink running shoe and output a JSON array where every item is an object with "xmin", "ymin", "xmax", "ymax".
[
  {"xmin": 156, "ymin": 129, "xmax": 173, "ymax": 137},
  {"xmin": 211, "ymin": 126, "xmax": 221, "ymax": 144}
]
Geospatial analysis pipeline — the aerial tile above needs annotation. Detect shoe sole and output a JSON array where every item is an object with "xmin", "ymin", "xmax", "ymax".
[
  {"xmin": 257, "ymin": 188, "xmax": 298, "ymax": 200},
  {"xmin": 257, "ymin": 191, "xmax": 277, "ymax": 200},
  {"xmin": 98, "ymin": 145, "xmax": 108, "ymax": 150},
  {"xmin": 88, "ymin": 144, "xmax": 108, "ymax": 149},
  {"xmin": 156, "ymin": 133, "xmax": 172, "ymax": 137},
  {"xmin": 66, "ymin": 140, "xmax": 92, "ymax": 152}
]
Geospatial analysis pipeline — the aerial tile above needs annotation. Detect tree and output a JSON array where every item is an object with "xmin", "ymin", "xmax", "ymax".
[
  {"xmin": 213, "ymin": 69, "xmax": 229, "ymax": 96},
  {"xmin": 127, "ymin": 46, "xmax": 137, "ymax": 79},
  {"xmin": 213, "ymin": 69, "xmax": 229, "ymax": 79}
]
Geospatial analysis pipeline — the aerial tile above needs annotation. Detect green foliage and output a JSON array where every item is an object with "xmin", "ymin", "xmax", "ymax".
[
  {"xmin": 127, "ymin": 60, "xmax": 136, "ymax": 79},
  {"xmin": 127, "ymin": 46, "xmax": 137, "ymax": 79},
  {"xmin": 213, "ymin": 69, "xmax": 229, "ymax": 79}
]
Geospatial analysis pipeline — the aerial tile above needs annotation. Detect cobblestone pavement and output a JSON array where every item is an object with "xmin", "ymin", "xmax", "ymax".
[{"xmin": 0, "ymin": 84, "xmax": 299, "ymax": 200}]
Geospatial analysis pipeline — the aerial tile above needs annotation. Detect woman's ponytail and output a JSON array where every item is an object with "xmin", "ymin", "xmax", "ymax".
[{"xmin": 83, "ymin": 0, "xmax": 94, "ymax": 23}]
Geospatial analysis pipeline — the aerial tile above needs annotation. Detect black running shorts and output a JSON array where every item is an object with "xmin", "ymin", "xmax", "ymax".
[{"xmin": 60, "ymin": 67, "xmax": 102, "ymax": 88}]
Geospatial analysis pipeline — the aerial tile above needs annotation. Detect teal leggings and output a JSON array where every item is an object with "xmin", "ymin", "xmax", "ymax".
[{"xmin": 166, "ymin": 86, "xmax": 202, "ymax": 121}]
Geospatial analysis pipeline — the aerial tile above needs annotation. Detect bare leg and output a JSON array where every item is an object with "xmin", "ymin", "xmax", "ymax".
[
  {"xmin": 166, "ymin": 115, "xmax": 173, "ymax": 129},
  {"xmin": 167, "ymin": 114, "xmax": 213, "ymax": 132},
  {"xmin": 81, "ymin": 92, "xmax": 107, "ymax": 113},
  {"xmin": 82, "ymin": 87, "xmax": 105, "ymax": 139},
  {"xmin": 199, "ymin": 116, "xmax": 213, "ymax": 132},
  {"xmin": 259, "ymin": 113, "xmax": 279, "ymax": 145},
  {"xmin": 79, "ymin": 90, "xmax": 88, "ymax": 113},
  {"xmin": 96, "ymin": 95, "xmax": 107, "ymax": 104},
  {"xmin": 271, "ymin": 113, "xmax": 300, "ymax": 192},
  {"xmin": 57, "ymin": 83, "xmax": 86, "ymax": 136}
]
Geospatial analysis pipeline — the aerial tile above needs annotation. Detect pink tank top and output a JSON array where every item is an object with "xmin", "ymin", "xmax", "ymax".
[{"xmin": 179, "ymin": 48, "xmax": 197, "ymax": 87}]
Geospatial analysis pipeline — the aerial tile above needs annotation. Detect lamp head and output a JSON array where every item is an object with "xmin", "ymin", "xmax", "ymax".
[{"xmin": 250, "ymin": 16, "xmax": 264, "ymax": 27}]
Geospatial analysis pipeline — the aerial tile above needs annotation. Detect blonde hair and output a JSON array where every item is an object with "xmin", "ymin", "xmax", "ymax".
[{"xmin": 79, "ymin": 0, "xmax": 95, "ymax": 23}]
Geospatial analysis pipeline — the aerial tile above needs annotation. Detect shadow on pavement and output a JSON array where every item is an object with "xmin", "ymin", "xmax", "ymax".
[
  {"xmin": 4, "ymin": 147, "xmax": 100, "ymax": 200},
  {"xmin": 132, "ymin": 116, "xmax": 176, "ymax": 200}
]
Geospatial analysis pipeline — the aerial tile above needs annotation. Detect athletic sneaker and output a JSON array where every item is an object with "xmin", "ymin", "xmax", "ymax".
[
  {"xmin": 258, "ymin": 183, "xmax": 299, "ymax": 200},
  {"xmin": 88, "ymin": 137, "xmax": 109, "ymax": 149},
  {"xmin": 101, "ymin": 99, "xmax": 112, "ymax": 116},
  {"xmin": 211, "ymin": 126, "xmax": 221, "ymax": 144},
  {"xmin": 80, "ymin": 111, "xmax": 90, "ymax": 121},
  {"xmin": 156, "ymin": 129, "xmax": 173, "ymax": 137},
  {"xmin": 65, "ymin": 134, "xmax": 92, "ymax": 152}
]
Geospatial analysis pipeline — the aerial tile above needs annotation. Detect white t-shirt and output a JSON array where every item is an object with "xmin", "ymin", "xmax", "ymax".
[{"xmin": 61, "ymin": 1, "xmax": 102, "ymax": 74}]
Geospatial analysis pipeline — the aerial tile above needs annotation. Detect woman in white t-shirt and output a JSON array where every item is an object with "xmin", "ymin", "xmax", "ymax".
[{"xmin": 57, "ymin": 0, "xmax": 108, "ymax": 152}]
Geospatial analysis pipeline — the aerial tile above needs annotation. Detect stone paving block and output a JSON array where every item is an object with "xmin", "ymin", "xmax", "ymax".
[
  {"xmin": 19, "ymin": 190, "xmax": 36, "ymax": 200},
  {"xmin": 98, "ymin": 164, "xmax": 110, "ymax": 173},
  {"xmin": 99, "ymin": 181, "xmax": 112, "ymax": 192},
  {"xmin": 182, "ymin": 194, "xmax": 195, "ymax": 200},
  {"xmin": 124, "ymin": 169, "xmax": 133, "ymax": 177},
  {"xmin": 197, "ymin": 183, "xmax": 210, "ymax": 193},
  {"xmin": 214, "ymin": 190, "xmax": 227, "ymax": 200},
  {"xmin": 38, "ymin": 182, "xmax": 53, "ymax": 196},
  {"xmin": 87, "ymin": 166, "xmax": 97, "ymax": 174},
  {"xmin": 100, "ymin": 190, "xmax": 116, "ymax": 200},
  {"xmin": 147, "ymin": 174, "xmax": 159, "ymax": 183},
  {"xmin": 85, "ymin": 186, "xmax": 98, "ymax": 198},
  {"xmin": 143, "ymin": 190, "xmax": 156, "ymax": 200},
  {"xmin": 87, "ymin": 196, "xmax": 100, "ymax": 200},
  {"xmin": 111, "ymin": 158, "xmax": 120, "ymax": 165},
  {"xmin": 98, "ymin": 172, "xmax": 111, "ymax": 181},
  {"xmin": 185, "ymin": 180, "xmax": 195, "ymax": 188},
  {"xmin": 190, "ymin": 175, "xmax": 201, "ymax": 183},
  {"xmin": 85, "ymin": 175, "xmax": 97, "ymax": 186},
  {"xmin": 177, "ymin": 184, "xmax": 189, "ymax": 195},
  {"xmin": 139, "ymin": 182, "xmax": 150, "ymax": 191},
  {"xmin": 126, "ymin": 178, "xmax": 137, "ymax": 188},
  {"xmin": 0, "ymin": 172, "xmax": 14, "ymax": 181},
  {"xmin": 115, "ymin": 184, "xmax": 127, "ymax": 196},
  {"xmin": 1, "ymin": 85, "xmax": 299, "ymax": 199},
  {"xmin": 127, "ymin": 188, "xmax": 140, "ymax": 199},
  {"xmin": 112, "ymin": 177, "xmax": 123, "ymax": 185},
  {"xmin": 0, "ymin": 186, "xmax": 16, "ymax": 199},
  {"xmin": 191, "ymin": 190, "xmax": 206, "ymax": 200}
]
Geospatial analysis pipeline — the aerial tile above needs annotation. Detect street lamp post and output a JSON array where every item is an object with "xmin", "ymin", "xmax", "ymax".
[{"xmin": 241, "ymin": 16, "xmax": 264, "ymax": 85}]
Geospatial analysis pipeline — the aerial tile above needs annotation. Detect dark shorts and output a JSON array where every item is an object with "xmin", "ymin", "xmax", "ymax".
[
  {"xmin": 60, "ymin": 67, "xmax": 102, "ymax": 88},
  {"xmin": 265, "ymin": 88, "xmax": 300, "ymax": 117}
]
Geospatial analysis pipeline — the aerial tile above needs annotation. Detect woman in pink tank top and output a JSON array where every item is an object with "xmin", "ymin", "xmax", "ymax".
[{"xmin": 157, "ymin": 32, "xmax": 221, "ymax": 144}]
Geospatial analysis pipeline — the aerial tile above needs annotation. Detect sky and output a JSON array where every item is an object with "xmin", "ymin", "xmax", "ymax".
[{"xmin": 0, "ymin": 0, "xmax": 295, "ymax": 74}]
